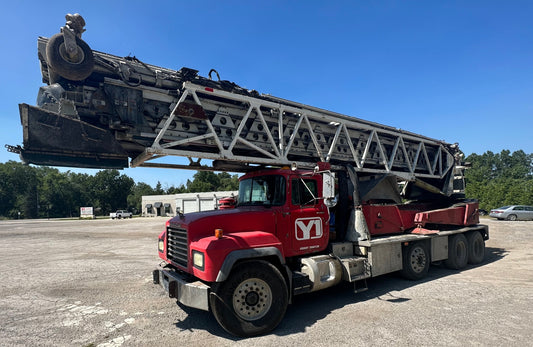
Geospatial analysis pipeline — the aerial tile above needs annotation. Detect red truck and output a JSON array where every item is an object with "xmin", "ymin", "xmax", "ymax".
[
  {"xmin": 153, "ymin": 165, "xmax": 487, "ymax": 337},
  {"xmin": 12, "ymin": 14, "xmax": 489, "ymax": 338}
]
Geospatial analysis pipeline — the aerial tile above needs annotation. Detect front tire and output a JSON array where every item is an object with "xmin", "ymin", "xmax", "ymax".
[
  {"xmin": 400, "ymin": 242, "xmax": 430, "ymax": 280},
  {"xmin": 209, "ymin": 260, "xmax": 288, "ymax": 337},
  {"xmin": 445, "ymin": 234, "xmax": 469, "ymax": 269}
]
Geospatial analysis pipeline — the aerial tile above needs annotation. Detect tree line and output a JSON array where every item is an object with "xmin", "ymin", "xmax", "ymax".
[
  {"xmin": 464, "ymin": 150, "xmax": 533, "ymax": 211},
  {"xmin": 0, "ymin": 161, "xmax": 238, "ymax": 219},
  {"xmin": 1, "ymin": 149, "xmax": 532, "ymax": 219}
]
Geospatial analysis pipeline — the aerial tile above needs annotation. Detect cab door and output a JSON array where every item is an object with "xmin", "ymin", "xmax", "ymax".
[{"xmin": 287, "ymin": 176, "xmax": 329, "ymax": 256}]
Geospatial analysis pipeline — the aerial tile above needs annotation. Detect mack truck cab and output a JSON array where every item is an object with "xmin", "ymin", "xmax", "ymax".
[{"xmin": 154, "ymin": 167, "xmax": 331, "ymax": 336}]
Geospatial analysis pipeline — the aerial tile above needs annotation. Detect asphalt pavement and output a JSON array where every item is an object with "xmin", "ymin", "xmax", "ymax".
[{"xmin": 0, "ymin": 217, "xmax": 531, "ymax": 346}]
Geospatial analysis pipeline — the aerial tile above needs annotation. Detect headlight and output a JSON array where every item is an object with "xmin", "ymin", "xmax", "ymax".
[
  {"xmin": 192, "ymin": 250, "xmax": 204, "ymax": 270},
  {"xmin": 158, "ymin": 239, "xmax": 164, "ymax": 253}
]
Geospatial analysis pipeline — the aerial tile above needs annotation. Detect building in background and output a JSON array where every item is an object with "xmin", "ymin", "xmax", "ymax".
[{"xmin": 142, "ymin": 191, "xmax": 238, "ymax": 217}]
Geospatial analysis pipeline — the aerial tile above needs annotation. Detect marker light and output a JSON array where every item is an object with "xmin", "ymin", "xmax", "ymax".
[{"xmin": 215, "ymin": 229, "xmax": 223, "ymax": 239}]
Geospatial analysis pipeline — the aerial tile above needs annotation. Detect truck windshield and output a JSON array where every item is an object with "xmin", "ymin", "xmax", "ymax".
[{"xmin": 238, "ymin": 175, "xmax": 286, "ymax": 206}]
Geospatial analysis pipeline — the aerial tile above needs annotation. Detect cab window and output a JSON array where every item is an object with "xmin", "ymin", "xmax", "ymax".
[
  {"xmin": 291, "ymin": 179, "xmax": 318, "ymax": 206},
  {"xmin": 238, "ymin": 175, "xmax": 286, "ymax": 206}
]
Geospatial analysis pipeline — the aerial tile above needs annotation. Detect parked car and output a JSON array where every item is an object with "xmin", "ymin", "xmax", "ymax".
[
  {"xmin": 110, "ymin": 210, "xmax": 133, "ymax": 219},
  {"xmin": 489, "ymin": 205, "xmax": 533, "ymax": 221}
]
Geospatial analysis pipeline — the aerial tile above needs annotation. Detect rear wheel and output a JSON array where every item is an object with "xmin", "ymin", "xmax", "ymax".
[
  {"xmin": 467, "ymin": 231, "xmax": 485, "ymax": 264},
  {"xmin": 209, "ymin": 260, "xmax": 288, "ymax": 337},
  {"xmin": 507, "ymin": 214, "xmax": 517, "ymax": 221},
  {"xmin": 400, "ymin": 242, "xmax": 429, "ymax": 280},
  {"xmin": 445, "ymin": 234, "xmax": 468, "ymax": 269}
]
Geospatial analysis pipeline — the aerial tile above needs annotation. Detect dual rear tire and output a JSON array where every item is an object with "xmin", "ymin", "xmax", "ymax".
[
  {"xmin": 444, "ymin": 231, "xmax": 486, "ymax": 269},
  {"xmin": 401, "ymin": 231, "xmax": 486, "ymax": 280},
  {"xmin": 444, "ymin": 232, "xmax": 486, "ymax": 269}
]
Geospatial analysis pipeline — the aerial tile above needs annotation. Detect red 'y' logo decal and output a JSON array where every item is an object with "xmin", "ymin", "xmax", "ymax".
[{"xmin": 295, "ymin": 217, "xmax": 322, "ymax": 240}]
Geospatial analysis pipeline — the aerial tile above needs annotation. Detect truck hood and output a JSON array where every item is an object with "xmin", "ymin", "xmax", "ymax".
[{"xmin": 168, "ymin": 206, "xmax": 280, "ymax": 241}]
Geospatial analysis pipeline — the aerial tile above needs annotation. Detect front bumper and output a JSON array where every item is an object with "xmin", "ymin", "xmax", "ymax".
[{"xmin": 153, "ymin": 267, "xmax": 210, "ymax": 311}]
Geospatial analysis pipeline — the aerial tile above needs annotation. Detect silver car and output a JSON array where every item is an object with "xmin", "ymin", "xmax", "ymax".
[{"xmin": 489, "ymin": 205, "xmax": 533, "ymax": 221}]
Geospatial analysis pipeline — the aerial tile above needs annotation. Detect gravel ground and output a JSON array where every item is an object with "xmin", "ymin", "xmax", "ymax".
[{"xmin": 0, "ymin": 217, "xmax": 531, "ymax": 346}]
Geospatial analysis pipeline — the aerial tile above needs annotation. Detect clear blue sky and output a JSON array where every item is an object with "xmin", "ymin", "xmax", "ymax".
[{"xmin": 1, "ymin": 1, "xmax": 532, "ymax": 187}]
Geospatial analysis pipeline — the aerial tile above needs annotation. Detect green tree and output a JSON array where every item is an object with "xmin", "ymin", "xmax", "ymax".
[
  {"xmin": 186, "ymin": 171, "xmax": 239, "ymax": 192},
  {"xmin": 0, "ymin": 161, "xmax": 39, "ymax": 218},
  {"xmin": 465, "ymin": 150, "xmax": 533, "ymax": 210},
  {"xmin": 166, "ymin": 184, "xmax": 187, "ymax": 194},
  {"xmin": 93, "ymin": 170, "xmax": 134, "ymax": 214},
  {"xmin": 127, "ymin": 182, "xmax": 155, "ymax": 213},
  {"xmin": 68, "ymin": 172, "xmax": 95, "ymax": 211},
  {"xmin": 0, "ymin": 162, "xmax": 237, "ymax": 219},
  {"xmin": 187, "ymin": 171, "xmax": 219, "ymax": 192},
  {"xmin": 218, "ymin": 172, "xmax": 240, "ymax": 191},
  {"xmin": 154, "ymin": 181, "xmax": 165, "ymax": 195},
  {"xmin": 37, "ymin": 167, "xmax": 77, "ymax": 218}
]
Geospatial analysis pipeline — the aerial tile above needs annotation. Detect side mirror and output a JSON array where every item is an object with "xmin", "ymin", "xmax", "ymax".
[{"xmin": 323, "ymin": 171, "xmax": 336, "ymax": 208}]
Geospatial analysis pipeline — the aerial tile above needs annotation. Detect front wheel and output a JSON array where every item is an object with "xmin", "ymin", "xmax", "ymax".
[
  {"xmin": 400, "ymin": 242, "xmax": 430, "ymax": 280},
  {"xmin": 209, "ymin": 260, "xmax": 288, "ymax": 337}
]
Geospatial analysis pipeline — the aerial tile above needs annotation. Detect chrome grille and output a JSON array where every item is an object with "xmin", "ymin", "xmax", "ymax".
[{"xmin": 167, "ymin": 225, "xmax": 188, "ymax": 268}]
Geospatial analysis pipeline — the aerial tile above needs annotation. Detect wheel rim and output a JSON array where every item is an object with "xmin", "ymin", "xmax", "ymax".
[
  {"xmin": 410, "ymin": 247, "xmax": 427, "ymax": 273},
  {"xmin": 58, "ymin": 42, "xmax": 86, "ymax": 64},
  {"xmin": 232, "ymin": 278, "xmax": 272, "ymax": 321}
]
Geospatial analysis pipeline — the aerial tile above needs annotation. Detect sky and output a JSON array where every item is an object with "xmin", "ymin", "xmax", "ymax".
[{"xmin": 1, "ymin": 1, "xmax": 532, "ymax": 188}]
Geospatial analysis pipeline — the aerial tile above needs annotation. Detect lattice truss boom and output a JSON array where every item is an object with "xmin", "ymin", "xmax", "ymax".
[{"xmin": 132, "ymin": 82, "xmax": 457, "ymax": 181}]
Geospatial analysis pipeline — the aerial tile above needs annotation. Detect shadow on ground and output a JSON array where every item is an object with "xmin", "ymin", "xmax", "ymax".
[{"xmin": 172, "ymin": 246, "xmax": 507, "ymax": 339}]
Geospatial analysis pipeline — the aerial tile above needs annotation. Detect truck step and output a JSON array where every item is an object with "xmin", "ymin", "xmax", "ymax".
[
  {"xmin": 292, "ymin": 271, "xmax": 313, "ymax": 295},
  {"xmin": 353, "ymin": 279, "xmax": 368, "ymax": 293},
  {"xmin": 339, "ymin": 256, "xmax": 371, "ymax": 282}
]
